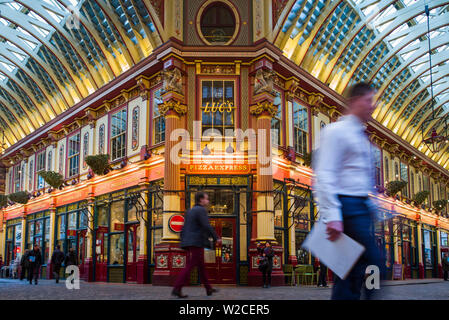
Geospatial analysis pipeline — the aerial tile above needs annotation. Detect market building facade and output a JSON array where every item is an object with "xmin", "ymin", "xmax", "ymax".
[{"xmin": 0, "ymin": 0, "xmax": 448, "ymax": 285}]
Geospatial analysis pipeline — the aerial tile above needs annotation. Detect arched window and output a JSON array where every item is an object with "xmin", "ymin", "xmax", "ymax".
[
  {"xmin": 199, "ymin": 1, "xmax": 237, "ymax": 45},
  {"xmin": 47, "ymin": 150, "xmax": 52, "ymax": 171}
]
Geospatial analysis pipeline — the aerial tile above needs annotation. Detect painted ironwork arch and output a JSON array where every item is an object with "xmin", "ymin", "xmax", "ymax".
[
  {"xmin": 275, "ymin": 0, "xmax": 449, "ymax": 166},
  {"xmin": 0, "ymin": 0, "xmax": 163, "ymax": 148}
]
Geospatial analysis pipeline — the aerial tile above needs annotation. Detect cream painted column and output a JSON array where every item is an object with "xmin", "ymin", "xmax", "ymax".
[
  {"xmin": 84, "ymin": 194, "xmax": 96, "ymax": 263},
  {"xmin": 250, "ymin": 101, "xmax": 276, "ymax": 242},
  {"xmin": 436, "ymin": 227, "xmax": 442, "ymax": 274},
  {"xmin": 20, "ymin": 216, "xmax": 26, "ymax": 251},
  {"xmin": 47, "ymin": 206, "xmax": 56, "ymax": 262},
  {"xmin": 0, "ymin": 211, "xmax": 5, "ymax": 264},
  {"xmin": 287, "ymin": 196, "xmax": 297, "ymax": 264},
  {"xmin": 159, "ymin": 99, "xmax": 187, "ymax": 242}
]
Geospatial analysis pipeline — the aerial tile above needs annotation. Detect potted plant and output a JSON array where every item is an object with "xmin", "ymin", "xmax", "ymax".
[
  {"xmin": 385, "ymin": 180, "xmax": 407, "ymax": 198},
  {"xmin": 413, "ymin": 190, "xmax": 429, "ymax": 207},
  {"xmin": 0, "ymin": 194, "xmax": 7, "ymax": 207},
  {"xmin": 302, "ymin": 152, "xmax": 313, "ymax": 167},
  {"xmin": 433, "ymin": 200, "xmax": 447, "ymax": 214},
  {"xmin": 85, "ymin": 154, "xmax": 111, "ymax": 175},
  {"xmin": 8, "ymin": 191, "xmax": 30, "ymax": 205},
  {"xmin": 38, "ymin": 171, "xmax": 64, "ymax": 189}
]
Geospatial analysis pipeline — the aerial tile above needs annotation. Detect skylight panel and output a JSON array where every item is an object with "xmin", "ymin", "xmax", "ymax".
[
  {"xmin": 30, "ymin": 23, "xmax": 50, "ymax": 38},
  {"xmin": 6, "ymin": 2, "xmax": 22, "ymax": 11},
  {"xmin": 0, "ymin": 61, "xmax": 15, "ymax": 72},
  {"xmin": 28, "ymin": 11, "xmax": 48, "ymax": 25},
  {"xmin": 11, "ymin": 51, "xmax": 26, "ymax": 62}
]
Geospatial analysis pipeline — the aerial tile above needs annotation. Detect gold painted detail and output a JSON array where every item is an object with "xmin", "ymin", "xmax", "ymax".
[
  {"xmin": 201, "ymin": 65, "xmax": 235, "ymax": 75},
  {"xmin": 250, "ymin": 101, "xmax": 277, "ymax": 118},
  {"xmin": 158, "ymin": 100, "xmax": 187, "ymax": 117},
  {"xmin": 161, "ymin": 68, "xmax": 183, "ymax": 94},
  {"xmin": 254, "ymin": 69, "xmax": 277, "ymax": 95}
]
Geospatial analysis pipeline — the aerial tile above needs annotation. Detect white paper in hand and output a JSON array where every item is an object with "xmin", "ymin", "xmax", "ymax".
[{"xmin": 302, "ymin": 221, "xmax": 365, "ymax": 280}]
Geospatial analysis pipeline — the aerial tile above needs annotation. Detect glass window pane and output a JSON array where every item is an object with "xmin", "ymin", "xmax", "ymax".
[{"xmin": 110, "ymin": 233, "xmax": 125, "ymax": 265}]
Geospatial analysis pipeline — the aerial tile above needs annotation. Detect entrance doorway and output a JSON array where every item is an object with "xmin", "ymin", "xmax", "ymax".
[
  {"xmin": 204, "ymin": 218, "xmax": 236, "ymax": 284},
  {"xmin": 125, "ymin": 224, "xmax": 140, "ymax": 282}
]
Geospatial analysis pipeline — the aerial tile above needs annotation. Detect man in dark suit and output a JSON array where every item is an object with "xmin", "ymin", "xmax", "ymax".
[{"xmin": 172, "ymin": 192, "xmax": 220, "ymax": 298}]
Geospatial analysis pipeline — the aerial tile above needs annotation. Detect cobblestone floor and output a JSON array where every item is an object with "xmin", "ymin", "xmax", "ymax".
[{"xmin": 0, "ymin": 278, "xmax": 448, "ymax": 300}]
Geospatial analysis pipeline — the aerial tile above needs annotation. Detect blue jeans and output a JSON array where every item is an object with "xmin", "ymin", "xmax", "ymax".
[{"xmin": 331, "ymin": 196, "xmax": 385, "ymax": 300}]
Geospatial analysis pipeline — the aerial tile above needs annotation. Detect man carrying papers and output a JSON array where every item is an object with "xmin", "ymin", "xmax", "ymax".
[{"xmin": 313, "ymin": 82, "xmax": 385, "ymax": 300}]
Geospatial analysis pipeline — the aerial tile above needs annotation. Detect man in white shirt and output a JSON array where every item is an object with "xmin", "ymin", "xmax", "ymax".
[{"xmin": 314, "ymin": 83, "xmax": 384, "ymax": 300}]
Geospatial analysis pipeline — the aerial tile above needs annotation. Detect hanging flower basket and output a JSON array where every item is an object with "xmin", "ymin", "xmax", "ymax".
[
  {"xmin": 433, "ymin": 200, "xmax": 447, "ymax": 213},
  {"xmin": 303, "ymin": 152, "xmax": 312, "ymax": 167},
  {"xmin": 413, "ymin": 190, "xmax": 429, "ymax": 206},
  {"xmin": 385, "ymin": 180, "xmax": 407, "ymax": 198},
  {"xmin": 8, "ymin": 191, "xmax": 30, "ymax": 205},
  {"xmin": 85, "ymin": 154, "xmax": 111, "ymax": 175},
  {"xmin": 38, "ymin": 171, "xmax": 64, "ymax": 189},
  {"xmin": 0, "ymin": 194, "xmax": 7, "ymax": 207}
]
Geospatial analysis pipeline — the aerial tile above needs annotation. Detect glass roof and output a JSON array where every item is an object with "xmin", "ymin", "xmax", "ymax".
[
  {"xmin": 0, "ymin": 0, "xmax": 162, "ymax": 147},
  {"xmin": 277, "ymin": 0, "xmax": 449, "ymax": 167}
]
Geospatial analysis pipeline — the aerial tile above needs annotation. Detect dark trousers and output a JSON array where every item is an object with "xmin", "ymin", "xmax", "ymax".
[
  {"xmin": 444, "ymin": 270, "xmax": 448, "ymax": 281},
  {"xmin": 174, "ymin": 246, "xmax": 211, "ymax": 292},
  {"xmin": 20, "ymin": 266, "xmax": 27, "ymax": 280},
  {"xmin": 53, "ymin": 264, "xmax": 61, "ymax": 282},
  {"xmin": 262, "ymin": 267, "xmax": 272, "ymax": 285},
  {"xmin": 318, "ymin": 265, "xmax": 328, "ymax": 286},
  {"xmin": 331, "ymin": 196, "xmax": 385, "ymax": 300},
  {"xmin": 27, "ymin": 265, "xmax": 39, "ymax": 284}
]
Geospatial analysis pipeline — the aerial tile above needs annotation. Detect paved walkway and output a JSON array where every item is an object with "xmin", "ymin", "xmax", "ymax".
[{"xmin": 0, "ymin": 278, "xmax": 448, "ymax": 300}]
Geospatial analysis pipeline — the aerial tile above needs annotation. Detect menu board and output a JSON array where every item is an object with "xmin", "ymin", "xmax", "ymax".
[{"xmin": 392, "ymin": 263, "xmax": 403, "ymax": 280}]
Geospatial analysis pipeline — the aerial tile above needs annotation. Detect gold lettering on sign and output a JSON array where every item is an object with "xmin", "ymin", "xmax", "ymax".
[{"xmin": 203, "ymin": 101, "xmax": 234, "ymax": 113}]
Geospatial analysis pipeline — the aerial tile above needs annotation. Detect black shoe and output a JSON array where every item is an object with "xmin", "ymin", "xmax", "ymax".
[
  {"xmin": 56, "ymin": 279, "xmax": 59, "ymax": 284},
  {"xmin": 171, "ymin": 289, "xmax": 188, "ymax": 298},
  {"xmin": 206, "ymin": 288, "xmax": 218, "ymax": 296},
  {"xmin": 263, "ymin": 284, "xmax": 267, "ymax": 288},
  {"xmin": 267, "ymin": 284, "xmax": 271, "ymax": 288}
]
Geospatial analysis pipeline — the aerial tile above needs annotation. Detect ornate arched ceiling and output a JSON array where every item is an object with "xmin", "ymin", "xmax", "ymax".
[
  {"xmin": 275, "ymin": 0, "xmax": 449, "ymax": 168},
  {"xmin": 0, "ymin": 0, "xmax": 164, "ymax": 148}
]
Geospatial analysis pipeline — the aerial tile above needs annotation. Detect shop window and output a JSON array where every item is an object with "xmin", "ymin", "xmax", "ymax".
[
  {"xmin": 68, "ymin": 133, "xmax": 80, "ymax": 177},
  {"xmin": 36, "ymin": 151, "xmax": 46, "ymax": 189},
  {"xmin": 47, "ymin": 150, "xmax": 52, "ymax": 171},
  {"xmin": 295, "ymin": 232, "xmax": 309, "ymax": 264},
  {"xmin": 441, "ymin": 231, "xmax": 448, "ymax": 247},
  {"xmin": 58, "ymin": 146, "xmax": 64, "ymax": 175},
  {"xmin": 110, "ymin": 233, "xmax": 125, "ymax": 265},
  {"xmin": 111, "ymin": 201, "xmax": 125, "ymax": 232},
  {"xmin": 293, "ymin": 101, "xmax": 308, "ymax": 155},
  {"xmin": 201, "ymin": 80, "xmax": 235, "ymax": 137},
  {"xmin": 384, "ymin": 156, "xmax": 389, "ymax": 182},
  {"xmin": 28, "ymin": 160, "xmax": 33, "ymax": 191},
  {"xmin": 111, "ymin": 108, "xmax": 127, "ymax": 161},
  {"xmin": 394, "ymin": 162, "xmax": 399, "ymax": 180},
  {"xmin": 423, "ymin": 229, "xmax": 432, "ymax": 268},
  {"xmin": 97, "ymin": 206, "xmax": 109, "ymax": 228},
  {"xmin": 410, "ymin": 172, "xmax": 415, "ymax": 197},
  {"xmin": 271, "ymin": 91, "xmax": 282, "ymax": 146},
  {"xmin": 199, "ymin": 1, "xmax": 237, "ymax": 45},
  {"xmin": 152, "ymin": 87, "xmax": 165, "ymax": 145},
  {"xmin": 372, "ymin": 146, "xmax": 381, "ymax": 186},
  {"xmin": 13, "ymin": 164, "xmax": 21, "ymax": 192},
  {"xmin": 400, "ymin": 162, "xmax": 408, "ymax": 197},
  {"xmin": 83, "ymin": 132, "xmax": 89, "ymax": 170}
]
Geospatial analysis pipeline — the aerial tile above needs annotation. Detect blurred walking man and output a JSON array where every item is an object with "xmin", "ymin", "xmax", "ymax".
[
  {"xmin": 172, "ymin": 192, "xmax": 220, "ymax": 298},
  {"xmin": 314, "ymin": 82, "xmax": 384, "ymax": 300}
]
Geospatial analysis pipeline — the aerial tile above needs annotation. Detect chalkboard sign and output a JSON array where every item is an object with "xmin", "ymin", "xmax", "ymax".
[{"xmin": 392, "ymin": 263, "xmax": 403, "ymax": 280}]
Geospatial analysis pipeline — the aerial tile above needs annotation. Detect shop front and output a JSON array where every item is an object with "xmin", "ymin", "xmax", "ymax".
[
  {"xmin": 55, "ymin": 201, "xmax": 88, "ymax": 279},
  {"xmin": 25, "ymin": 211, "xmax": 50, "ymax": 277},
  {"xmin": 93, "ymin": 187, "xmax": 141, "ymax": 283},
  {"xmin": 185, "ymin": 175, "xmax": 251, "ymax": 285},
  {"xmin": 422, "ymin": 225, "xmax": 438, "ymax": 278},
  {"xmin": 4, "ymin": 218, "xmax": 22, "ymax": 267}
]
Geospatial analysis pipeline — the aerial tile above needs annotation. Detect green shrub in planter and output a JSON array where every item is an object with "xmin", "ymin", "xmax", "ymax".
[
  {"xmin": 0, "ymin": 194, "xmax": 7, "ymax": 207},
  {"xmin": 413, "ymin": 191, "xmax": 429, "ymax": 206},
  {"xmin": 8, "ymin": 191, "xmax": 30, "ymax": 204},
  {"xmin": 302, "ymin": 152, "xmax": 312, "ymax": 167},
  {"xmin": 38, "ymin": 171, "xmax": 64, "ymax": 189},
  {"xmin": 433, "ymin": 200, "xmax": 447, "ymax": 213},
  {"xmin": 385, "ymin": 180, "xmax": 407, "ymax": 197},
  {"xmin": 85, "ymin": 154, "xmax": 111, "ymax": 175}
]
